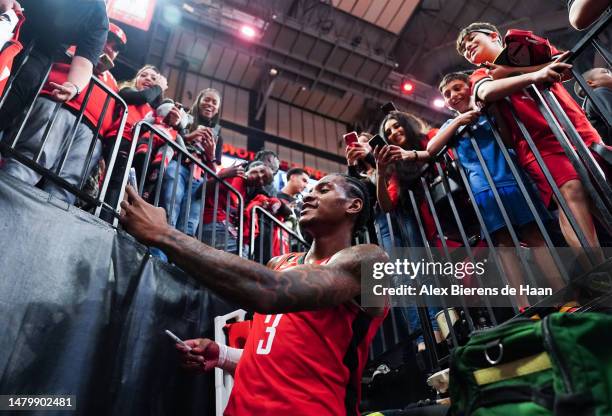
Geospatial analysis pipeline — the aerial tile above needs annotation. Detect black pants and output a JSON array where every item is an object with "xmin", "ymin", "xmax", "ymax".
[
  {"xmin": 0, "ymin": 51, "xmax": 52, "ymax": 132},
  {"xmin": 99, "ymin": 139, "xmax": 132, "ymax": 222}
]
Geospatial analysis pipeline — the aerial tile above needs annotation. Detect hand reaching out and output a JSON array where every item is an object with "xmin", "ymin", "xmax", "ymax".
[
  {"xmin": 119, "ymin": 185, "xmax": 169, "ymax": 247},
  {"xmin": 217, "ymin": 163, "xmax": 246, "ymax": 179},
  {"xmin": 48, "ymin": 82, "xmax": 78, "ymax": 102},
  {"xmin": 481, "ymin": 62, "xmax": 516, "ymax": 80},
  {"xmin": 531, "ymin": 61, "xmax": 573, "ymax": 86}
]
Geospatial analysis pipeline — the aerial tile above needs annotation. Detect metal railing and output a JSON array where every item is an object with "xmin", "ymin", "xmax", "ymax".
[
  {"xmin": 248, "ymin": 204, "xmax": 309, "ymax": 262},
  {"xmin": 364, "ymin": 13, "xmax": 612, "ymax": 370},
  {"xmin": 121, "ymin": 121, "xmax": 246, "ymax": 257},
  {"xmin": 0, "ymin": 57, "xmax": 128, "ymax": 211}
]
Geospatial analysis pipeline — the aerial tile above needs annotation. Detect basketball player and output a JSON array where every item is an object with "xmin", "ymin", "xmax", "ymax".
[{"xmin": 119, "ymin": 173, "xmax": 388, "ymax": 415}]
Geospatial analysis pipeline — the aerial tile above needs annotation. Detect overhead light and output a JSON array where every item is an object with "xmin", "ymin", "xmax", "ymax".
[
  {"xmin": 240, "ymin": 25, "xmax": 257, "ymax": 39},
  {"xmin": 401, "ymin": 80, "xmax": 414, "ymax": 94},
  {"xmin": 269, "ymin": 68, "xmax": 278, "ymax": 76},
  {"xmin": 182, "ymin": 3, "xmax": 194, "ymax": 13},
  {"xmin": 433, "ymin": 98, "xmax": 445, "ymax": 108}
]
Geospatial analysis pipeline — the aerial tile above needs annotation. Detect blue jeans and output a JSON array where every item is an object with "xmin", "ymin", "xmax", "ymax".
[
  {"xmin": 201, "ymin": 222, "xmax": 238, "ymax": 253},
  {"xmin": 376, "ymin": 208, "xmax": 440, "ymax": 344},
  {"xmin": 161, "ymin": 160, "xmax": 203, "ymax": 236}
]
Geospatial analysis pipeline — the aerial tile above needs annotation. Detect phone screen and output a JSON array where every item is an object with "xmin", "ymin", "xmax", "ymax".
[
  {"xmin": 343, "ymin": 132, "xmax": 358, "ymax": 146},
  {"xmin": 164, "ymin": 330, "xmax": 192, "ymax": 351},
  {"xmin": 368, "ymin": 134, "xmax": 388, "ymax": 151}
]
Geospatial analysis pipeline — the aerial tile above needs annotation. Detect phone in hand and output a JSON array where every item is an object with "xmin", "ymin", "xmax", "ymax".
[
  {"xmin": 368, "ymin": 134, "xmax": 388, "ymax": 151},
  {"xmin": 95, "ymin": 53, "xmax": 114, "ymax": 74},
  {"xmin": 128, "ymin": 167, "xmax": 138, "ymax": 190},
  {"xmin": 164, "ymin": 329, "xmax": 192, "ymax": 351},
  {"xmin": 343, "ymin": 131, "xmax": 359, "ymax": 146},
  {"xmin": 381, "ymin": 102, "xmax": 397, "ymax": 115}
]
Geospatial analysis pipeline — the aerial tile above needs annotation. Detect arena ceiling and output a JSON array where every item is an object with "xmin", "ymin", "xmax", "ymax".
[{"xmin": 139, "ymin": 0, "xmax": 607, "ymax": 129}]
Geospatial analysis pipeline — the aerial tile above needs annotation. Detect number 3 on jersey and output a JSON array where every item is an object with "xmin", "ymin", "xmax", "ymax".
[{"xmin": 256, "ymin": 314, "xmax": 283, "ymax": 355}]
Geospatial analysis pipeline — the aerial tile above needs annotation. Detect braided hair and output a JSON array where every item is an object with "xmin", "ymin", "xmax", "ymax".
[{"xmin": 331, "ymin": 173, "xmax": 372, "ymax": 233}]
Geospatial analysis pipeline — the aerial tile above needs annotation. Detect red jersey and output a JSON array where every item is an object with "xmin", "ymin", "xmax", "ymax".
[
  {"xmin": 104, "ymin": 92, "xmax": 155, "ymax": 142},
  {"xmin": 0, "ymin": 10, "xmax": 24, "ymax": 98},
  {"xmin": 470, "ymin": 67, "xmax": 602, "ymax": 166},
  {"xmin": 202, "ymin": 175, "xmax": 246, "ymax": 224},
  {"xmin": 41, "ymin": 63, "xmax": 119, "ymax": 136},
  {"xmin": 225, "ymin": 253, "xmax": 387, "ymax": 416}
]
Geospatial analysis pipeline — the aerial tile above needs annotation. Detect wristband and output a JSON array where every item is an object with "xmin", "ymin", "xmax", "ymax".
[
  {"xmin": 66, "ymin": 82, "xmax": 80, "ymax": 97},
  {"xmin": 413, "ymin": 149, "xmax": 418, "ymax": 161},
  {"xmin": 215, "ymin": 343, "xmax": 243, "ymax": 371},
  {"xmin": 217, "ymin": 342, "xmax": 228, "ymax": 367}
]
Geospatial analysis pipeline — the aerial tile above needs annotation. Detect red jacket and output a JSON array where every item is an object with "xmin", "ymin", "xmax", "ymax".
[
  {"xmin": 0, "ymin": 9, "xmax": 24, "ymax": 98},
  {"xmin": 41, "ymin": 63, "xmax": 119, "ymax": 136}
]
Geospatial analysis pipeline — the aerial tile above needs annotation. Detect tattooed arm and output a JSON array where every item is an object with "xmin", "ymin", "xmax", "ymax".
[{"xmin": 119, "ymin": 186, "xmax": 388, "ymax": 315}]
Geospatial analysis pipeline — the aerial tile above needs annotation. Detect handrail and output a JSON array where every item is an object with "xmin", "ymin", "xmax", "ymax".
[
  {"xmin": 123, "ymin": 120, "xmax": 245, "ymax": 256},
  {"xmin": 249, "ymin": 204, "xmax": 309, "ymax": 260}
]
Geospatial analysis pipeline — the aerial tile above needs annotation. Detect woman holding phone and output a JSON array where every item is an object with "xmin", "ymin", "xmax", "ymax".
[
  {"xmin": 374, "ymin": 111, "xmax": 443, "ymax": 352},
  {"xmin": 160, "ymin": 88, "xmax": 223, "ymax": 237}
]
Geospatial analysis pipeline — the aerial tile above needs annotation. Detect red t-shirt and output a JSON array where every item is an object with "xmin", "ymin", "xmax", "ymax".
[
  {"xmin": 470, "ymin": 67, "xmax": 602, "ymax": 166},
  {"xmin": 40, "ymin": 63, "xmax": 119, "ymax": 136},
  {"xmin": 202, "ymin": 175, "xmax": 246, "ymax": 224},
  {"xmin": 225, "ymin": 253, "xmax": 387, "ymax": 416}
]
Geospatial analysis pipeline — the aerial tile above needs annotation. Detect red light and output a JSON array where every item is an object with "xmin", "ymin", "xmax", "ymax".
[
  {"xmin": 240, "ymin": 25, "xmax": 256, "ymax": 38},
  {"xmin": 401, "ymin": 81, "xmax": 414, "ymax": 94}
]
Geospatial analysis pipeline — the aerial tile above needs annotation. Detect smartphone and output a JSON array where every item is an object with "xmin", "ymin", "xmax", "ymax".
[
  {"xmin": 343, "ymin": 131, "xmax": 359, "ymax": 146},
  {"xmin": 128, "ymin": 167, "xmax": 138, "ymax": 190},
  {"xmin": 368, "ymin": 134, "xmax": 388, "ymax": 151},
  {"xmin": 164, "ymin": 329, "xmax": 192, "ymax": 351},
  {"xmin": 381, "ymin": 102, "xmax": 397, "ymax": 115},
  {"xmin": 95, "ymin": 53, "xmax": 114, "ymax": 75}
]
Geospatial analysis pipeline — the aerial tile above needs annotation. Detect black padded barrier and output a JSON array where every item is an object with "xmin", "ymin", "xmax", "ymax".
[{"xmin": 0, "ymin": 171, "xmax": 237, "ymax": 416}]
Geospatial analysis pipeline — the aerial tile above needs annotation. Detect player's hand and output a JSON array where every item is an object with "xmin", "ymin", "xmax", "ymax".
[
  {"xmin": 531, "ymin": 61, "xmax": 573, "ymax": 86},
  {"xmin": 345, "ymin": 143, "xmax": 369, "ymax": 166},
  {"xmin": 177, "ymin": 338, "xmax": 220, "ymax": 373},
  {"xmin": 481, "ymin": 62, "xmax": 516, "ymax": 80},
  {"xmin": 48, "ymin": 81, "xmax": 79, "ymax": 102},
  {"xmin": 119, "ymin": 185, "xmax": 169, "ymax": 246},
  {"xmin": 454, "ymin": 109, "xmax": 480, "ymax": 126}
]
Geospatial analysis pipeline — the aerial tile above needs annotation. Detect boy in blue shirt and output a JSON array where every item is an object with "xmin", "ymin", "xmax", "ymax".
[{"xmin": 428, "ymin": 72, "xmax": 565, "ymax": 309}]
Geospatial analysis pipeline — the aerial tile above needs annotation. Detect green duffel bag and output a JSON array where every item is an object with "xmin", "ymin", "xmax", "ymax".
[{"xmin": 449, "ymin": 312, "xmax": 612, "ymax": 416}]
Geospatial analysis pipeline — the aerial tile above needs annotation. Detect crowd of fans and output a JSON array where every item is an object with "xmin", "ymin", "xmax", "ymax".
[{"xmin": 0, "ymin": 0, "xmax": 610, "ymax": 358}]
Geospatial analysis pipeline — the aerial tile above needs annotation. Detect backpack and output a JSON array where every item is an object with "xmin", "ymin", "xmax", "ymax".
[
  {"xmin": 495, "ymin": 29, "xmax": 554, "ymax": 67},
  {"xmin": 449, "ymin": 312, "xmax": 612, "ymax": 416}
]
